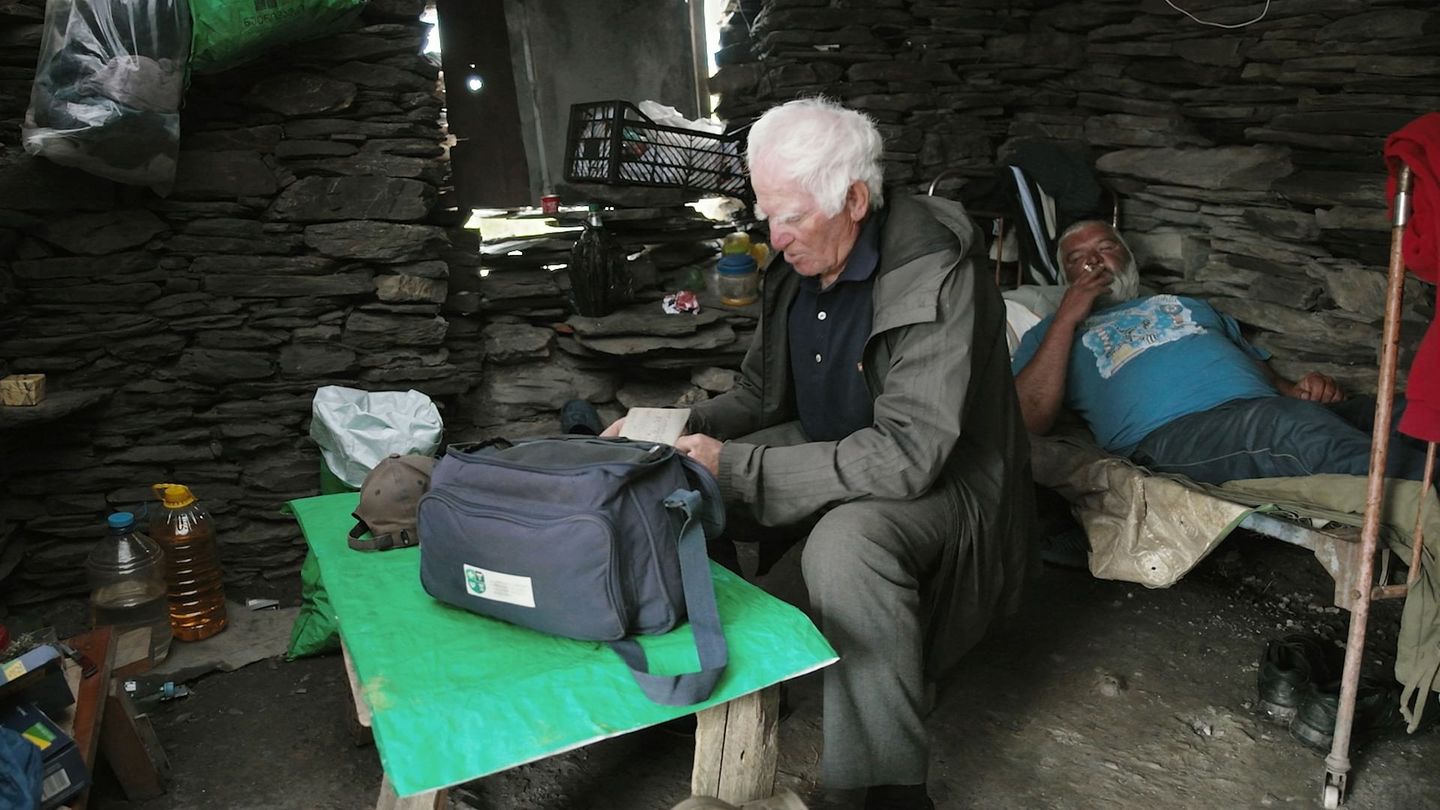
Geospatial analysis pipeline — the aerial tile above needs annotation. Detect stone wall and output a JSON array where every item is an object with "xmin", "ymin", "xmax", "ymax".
[
  {"xmin": 6, "ymin": 0, "xmax": 1436, "ymax": 603},
  {"xmin": 0, "ymin": 0, "xmax": 751, "ymax": 605},
  {"xmin": 713, "ymin": 0, "xmax": 1437, "ymax": 390},
  {"xmin": 448, "ymin": 222, "xmax": 753, "ymax": 442},
  {"xmin": 0, "ymin": 0, "xmax": 466, "ymax": 603}
]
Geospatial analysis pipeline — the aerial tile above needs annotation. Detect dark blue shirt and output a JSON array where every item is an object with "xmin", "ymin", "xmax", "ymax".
[{"xmin": 788, "ymin": 212, "xmax": 882, "ymax": 442}]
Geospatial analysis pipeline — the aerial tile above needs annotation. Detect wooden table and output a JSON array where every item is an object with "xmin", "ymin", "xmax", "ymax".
[{"xmin": 289, "ymin": 493, "xmax": 836, "ymax": 809}]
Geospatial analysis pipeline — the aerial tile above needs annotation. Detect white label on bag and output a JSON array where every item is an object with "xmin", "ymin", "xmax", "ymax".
[{"xmin": 463, "ymin": 564, "xmax": 536, "ymax": 608}]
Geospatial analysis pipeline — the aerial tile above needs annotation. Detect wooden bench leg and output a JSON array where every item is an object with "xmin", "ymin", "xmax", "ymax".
[
  {"xmin": 691, "ymin": 685, "xmax": 780, "ymax": 804},
  {"xmin": 341, "ymin": 640, "xmax": 375, "ymax": 746},
  {"xmin": 348, "ymin": 643, "xmax": 444, "ymax": 809},
  {"xmin": 376, "ymin": 774, "xmax": 445, "ymax": 810}
]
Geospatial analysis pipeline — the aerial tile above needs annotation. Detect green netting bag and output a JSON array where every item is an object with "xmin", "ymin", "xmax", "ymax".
[{"xmin": 189, "ymin": 0, "xmax": 367, "ymax": 75}]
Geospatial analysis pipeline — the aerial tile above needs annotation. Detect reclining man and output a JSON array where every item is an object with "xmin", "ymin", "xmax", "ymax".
[
  {"xmin": 605, "ymin": 98, "xmax": 1034, "ymax": 810},
  {"xmin": 1012, "ymin": 219, "xmax": 1430, "ymax": 484}
]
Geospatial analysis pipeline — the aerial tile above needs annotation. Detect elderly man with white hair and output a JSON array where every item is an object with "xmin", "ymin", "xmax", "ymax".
[
  {"xmin": 609, "ymin": 97, "xmax": 1034, "ymax": 808},
  {"xmin": 1012, "ymin": 219, "xmax": 1434, "ymax": 484}
]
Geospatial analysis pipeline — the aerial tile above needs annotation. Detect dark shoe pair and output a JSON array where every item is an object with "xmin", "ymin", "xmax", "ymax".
[
  {"xmin": 1256, "ymin": 632, "xmax": 1342, "ymax": 725},
  {"xmin": 1289, "ymin": 677, "xmax": 1407, "ymax": 751}
]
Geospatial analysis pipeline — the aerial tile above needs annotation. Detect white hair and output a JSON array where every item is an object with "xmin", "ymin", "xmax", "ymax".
[
  {"xmin": 745, "ymin": 97, "xmax": 885, "ymax": 218},
  {"xmin": 1055, "ymin": 219, "xmax": 1140, "ymax": 304}
]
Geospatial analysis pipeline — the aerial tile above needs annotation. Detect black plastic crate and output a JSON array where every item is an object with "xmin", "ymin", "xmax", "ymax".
[{"xmin": 564, "ymin": 100, "xmax": 751, "ymax": 201}]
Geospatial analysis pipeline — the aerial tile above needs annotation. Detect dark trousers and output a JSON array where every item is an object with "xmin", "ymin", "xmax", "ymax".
[
  {"xmin": 1130, "ymin": 395, "xmax": 1432, "ymax": 485},
  {"xmin": 714, "ymin": 422, "xmax": 995, "ymax": 789}
]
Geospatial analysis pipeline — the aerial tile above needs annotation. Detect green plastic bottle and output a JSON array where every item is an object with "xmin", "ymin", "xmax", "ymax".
[{"xmin": 568, "ymin": 204, "xmax": 627, "ymax": 316}]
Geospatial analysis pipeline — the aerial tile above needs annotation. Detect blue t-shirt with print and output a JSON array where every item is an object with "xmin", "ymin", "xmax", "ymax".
[{"xmin": 1011, "ymin": 295, "xmax": 1277, "ymax": 454}]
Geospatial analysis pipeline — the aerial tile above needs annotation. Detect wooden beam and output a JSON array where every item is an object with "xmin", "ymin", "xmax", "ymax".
[
  {"xmin": 376, "ymin": 774, "xmax": 446, "ymax": 810},
  {"xmin": 99, "ymin": 683, "xmax": 170, "ymax": 800},
  {"xmin": 61, "ymin": 626, "xmax": 116, "ymax": 810},
  {"xmin": 692, "ymin": 686, "xmax": 780, "ymax": 804},
  {"xmin": 435, "ymin": 0, "xmax": 531, "ymax": 208}
]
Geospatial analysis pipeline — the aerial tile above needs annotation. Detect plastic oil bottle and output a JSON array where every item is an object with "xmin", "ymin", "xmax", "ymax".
[
  {"xmin": 87, "ymin": 512, "xmax": 172, "ymax": 663},
  {"xmin": 151, "ymin": 483, "xmax": 228, "ymax": 641}
]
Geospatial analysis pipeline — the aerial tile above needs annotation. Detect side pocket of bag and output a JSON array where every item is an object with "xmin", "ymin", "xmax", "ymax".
[
  {"xmin": 417, "ymin": 488, "xmax": 628, "ymax": 642},
  {"xmin": 622, "ymin": 485, "xmax": 684, "ymax": 635}
]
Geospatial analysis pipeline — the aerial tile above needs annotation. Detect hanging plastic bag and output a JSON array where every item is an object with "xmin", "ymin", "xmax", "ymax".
[
  {"xmin": 308, "ymin": 386, "xmax": 443, "ymax": 489},
  {"xmin": 21, "ymin": 0, "xmax": 190, "ymax": 196},
  {"xmin": 189, "ymin": 0, "xmax": 368, "ymax": 75}
]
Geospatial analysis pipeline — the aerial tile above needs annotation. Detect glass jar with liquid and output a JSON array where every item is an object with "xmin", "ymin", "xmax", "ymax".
[{"xmin": 716, "ymin": 252, "xmax": 759, "ymax": 306}]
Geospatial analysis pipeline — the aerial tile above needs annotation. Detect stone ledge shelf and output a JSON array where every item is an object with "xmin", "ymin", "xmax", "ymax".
[{"xmin": 0, "ymin": 389, "xmax": 110, "ymax": 431}]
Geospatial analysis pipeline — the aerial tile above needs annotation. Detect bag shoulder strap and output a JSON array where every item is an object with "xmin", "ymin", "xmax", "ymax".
[
  {"xmin": 607, "ymin": 487, "xmax": 728, "ymax": 706},
  {"xmin": 677, "ymin": 454, "xmax": 727, "ymax": 540}
]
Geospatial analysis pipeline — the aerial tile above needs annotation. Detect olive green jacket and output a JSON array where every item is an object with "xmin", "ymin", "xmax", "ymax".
[{"xmin": 688, "ymin": 194, "xmax": 1036, "ymax": 668}]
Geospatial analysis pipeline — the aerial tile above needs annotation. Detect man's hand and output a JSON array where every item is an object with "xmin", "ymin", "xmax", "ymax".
[
  {"xmin": 1055, "ymin": 262, "xmax": 1114, "ymax": 329},
  {"xmin": 674, "ymin": 433, "xmax": 722, "ymax": 476},
  {"xmin": 600, "ymin": 417, "xmax": 625, "ymax": 437},
  {"xmin": 1289, "ymin": 372, "xmax": 1344, "ymax": 403}
]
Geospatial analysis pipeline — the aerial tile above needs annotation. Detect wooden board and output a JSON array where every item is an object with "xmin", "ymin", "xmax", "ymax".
[
  {"xmin": 99, "ymin": 683, "xmax": 169, "ymax": 799},
  {"xmin": 691, "ymin": 685, "xmax": 781, "ymax": 804},
  {"xmin": 60, "ymin": 627, "xmax": 116, "ymax": 810},
  {"xmin": 376, "ymin": 775, "xmax": 445, "ymax": 810}
]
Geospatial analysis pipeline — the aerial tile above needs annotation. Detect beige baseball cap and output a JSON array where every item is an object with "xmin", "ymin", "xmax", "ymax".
[{"xmin": 348, "ymin": 454, "xmax": 435, "ymax": 551}]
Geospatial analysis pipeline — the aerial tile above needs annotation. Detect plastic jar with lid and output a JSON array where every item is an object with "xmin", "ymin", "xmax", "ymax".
[{"xmin": 716, "ymin": 252, "xmax": 759, "ymax": 306}]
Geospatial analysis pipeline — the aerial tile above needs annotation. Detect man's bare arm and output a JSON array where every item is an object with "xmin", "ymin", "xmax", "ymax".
[
  {"xmin": 1015, "ymin": 326, "xmax": 1080, "ymax": 435},
  {"xmin": 1014, "ymin": 266, "xmax": 1115, "ymax": 434}
]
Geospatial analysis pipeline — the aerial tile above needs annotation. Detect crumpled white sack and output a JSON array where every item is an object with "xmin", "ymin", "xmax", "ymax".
[
  {"xmin": 638, "ymin": 100, "xmax": 723, "ymax": 134},
  {"xmin": 309, "ymin": 386, "xmax": 443, "ymax": 487}
]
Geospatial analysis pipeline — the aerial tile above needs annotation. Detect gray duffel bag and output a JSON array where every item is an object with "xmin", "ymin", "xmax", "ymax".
[{"xmin": 417, "ymin": 435, "xmax": 728, "ymax": 705}]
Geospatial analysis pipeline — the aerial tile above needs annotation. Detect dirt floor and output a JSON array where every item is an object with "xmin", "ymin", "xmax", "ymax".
[{"xmin": 12, "ymin": 530, "xmax": 1440, "ymax": 810}]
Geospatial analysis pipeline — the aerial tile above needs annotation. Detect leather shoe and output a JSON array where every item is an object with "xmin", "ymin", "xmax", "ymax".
[
  {"xmin": 1256, "ymin": 632, "xmax": 1342, "ymax": 724},
  {"xmin": 1289, "ymin": 677, "xmax": 1406, "ymax": 751}
]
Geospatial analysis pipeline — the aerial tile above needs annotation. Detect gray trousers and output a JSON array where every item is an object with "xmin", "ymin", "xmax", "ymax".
[{"xmin": 739, "ymin": 424, "xmax": 981, "ymax": 789}]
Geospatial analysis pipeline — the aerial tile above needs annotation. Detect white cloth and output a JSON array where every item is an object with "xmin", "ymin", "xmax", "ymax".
[{"xmin": 1002, "ymin": 299, "xmax": 1042, "ymax": 357}]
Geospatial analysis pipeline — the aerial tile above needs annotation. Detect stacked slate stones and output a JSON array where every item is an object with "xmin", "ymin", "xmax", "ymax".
[
  {"xmin": 452, "ymin": 205, "xmax": 756, "ymax": 440},
  {"xmin": 0, "ymin": 0, "xmax": 471, "ymax": 602},
  {"xmin": 0, "ymin": 0, "xmax": 758, "ymax": 603},
  {"xmin": 4, "ymin": 0, "xmax": 1437, "ymax": 603},
  {"xmin": 713, "ymin": 0, "xmax": 1438, "ymax": 392}
]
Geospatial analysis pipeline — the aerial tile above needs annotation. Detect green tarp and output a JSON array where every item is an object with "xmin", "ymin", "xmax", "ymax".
[
  {"xmin": 189, "ymin": 0, "xmax": 367, "ymax": 74},
  {"xmin": 288, "ymin": 493, "xmax": 837, "ymax": 797}
]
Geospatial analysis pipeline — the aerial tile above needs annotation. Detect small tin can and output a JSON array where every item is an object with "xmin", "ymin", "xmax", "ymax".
[{"xmin": 541, "ymin": 193, "xmax": 560, "ymax": 215}]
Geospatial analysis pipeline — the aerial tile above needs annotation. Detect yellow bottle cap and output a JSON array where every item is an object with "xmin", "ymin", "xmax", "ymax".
[{"xmin": 153, "ymin": 483, "xmax": 196, "ymax": 508}]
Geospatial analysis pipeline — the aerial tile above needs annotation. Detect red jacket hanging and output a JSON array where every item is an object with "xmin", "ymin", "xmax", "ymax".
[{"xmin": 1386, "ymin": 113, "xmax": 1440, "ymax": 441}]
